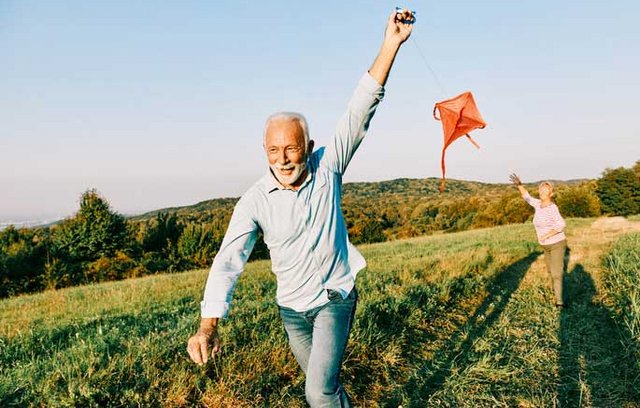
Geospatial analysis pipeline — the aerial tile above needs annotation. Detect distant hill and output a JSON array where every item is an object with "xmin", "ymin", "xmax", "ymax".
[
  {"xmin": 129, "ymin": 197, "xmax": 239, "ymax": 221},
  {"xmin": 130, "ymin": 177, "xmax": 586, "ymax": 223}
]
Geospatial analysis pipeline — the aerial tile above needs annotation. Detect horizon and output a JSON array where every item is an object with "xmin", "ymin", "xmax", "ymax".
[{"xmin": 3, "ymin": 1, "xmax": 639, "ymax": 221}]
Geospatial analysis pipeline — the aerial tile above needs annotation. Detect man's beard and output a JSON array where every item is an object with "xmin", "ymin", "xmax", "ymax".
[{"xmin": 270, "ymin": 158, "xmax": 308, "ymax": 187}]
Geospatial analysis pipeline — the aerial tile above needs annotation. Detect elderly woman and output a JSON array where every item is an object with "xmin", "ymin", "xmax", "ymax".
[{"xmin": 510, "ymin": 174, "xmax": 567, "ymax": 308}]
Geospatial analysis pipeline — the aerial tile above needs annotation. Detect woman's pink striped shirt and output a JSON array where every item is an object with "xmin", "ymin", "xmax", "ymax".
[{"xmin": 523, "ymin": 192, "xmax": 566, "ymax": 245}]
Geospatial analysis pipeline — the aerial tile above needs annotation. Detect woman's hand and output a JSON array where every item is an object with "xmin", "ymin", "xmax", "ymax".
[
  {"xmin": 509, "ymin": 173, "xmax": 522, "ymax": 186},
  {"xmin": 541, "ymin": 229, "xmax": 560, "ymax": 243}
]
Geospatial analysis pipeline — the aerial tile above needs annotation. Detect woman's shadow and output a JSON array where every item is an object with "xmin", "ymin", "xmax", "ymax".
[{"xmin": 557, "ymin": 249, "xmax": 640, "ymax": 406}]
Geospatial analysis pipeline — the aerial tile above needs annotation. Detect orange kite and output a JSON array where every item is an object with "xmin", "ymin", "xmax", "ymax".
[{"xmin": 433, "ymin": 91, "xmax": 486, "ymax": 192}]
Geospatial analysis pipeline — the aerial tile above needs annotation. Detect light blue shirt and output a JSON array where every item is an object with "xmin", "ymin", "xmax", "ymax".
[{"xmin": 201, "ymin": 72, "xmax": 385, "ymax": 317}]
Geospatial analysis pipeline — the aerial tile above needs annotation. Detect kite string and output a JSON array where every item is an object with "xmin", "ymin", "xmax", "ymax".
[{"xmin": 410, "ymin": 36, "xmax": 447, "ymax": 96}]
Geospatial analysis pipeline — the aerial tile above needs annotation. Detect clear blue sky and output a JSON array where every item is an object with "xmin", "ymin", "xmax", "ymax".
[{"xmin": 2, "ymin": 0, "xmax": 639, "ymax": 221}]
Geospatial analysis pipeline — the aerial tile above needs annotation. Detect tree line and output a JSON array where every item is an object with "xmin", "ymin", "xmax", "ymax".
[{"xmin": 1, "ymin": 161, "xmax": 638, "ymax": 298}]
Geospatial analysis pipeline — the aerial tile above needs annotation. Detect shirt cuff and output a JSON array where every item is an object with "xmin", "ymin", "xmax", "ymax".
[{"xmin": 200, "ymin": 300, "xmax": 230, "ymax": 318}]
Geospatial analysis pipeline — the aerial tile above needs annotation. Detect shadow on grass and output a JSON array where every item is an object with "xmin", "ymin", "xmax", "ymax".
[
  {"xmin": 400, "ymin": 251, "xmax": 541, "ymax": 405},
  {"xmin": 557, "ymin": 263, "xmax": 640, "ymax": 407},
  {"xmin": 347, "ymin": 270, "xmax": 487, "ymax": 401}
]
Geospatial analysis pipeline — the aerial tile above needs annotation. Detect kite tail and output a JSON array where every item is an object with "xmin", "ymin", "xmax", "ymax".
[
  {"xmin": 465, "ymin": 134, "xmax": 480, "ymax": 149},
  {"xmin": 440, "ymin": 147, "xmax": 447, "ymax": 193}
]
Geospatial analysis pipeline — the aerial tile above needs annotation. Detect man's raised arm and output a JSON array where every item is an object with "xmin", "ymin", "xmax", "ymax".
[
  {"xmin": 369, "ymin": 9, "xmax": 414, "ymax": 87},
  {"xmin": 322, "ymin": 9, "xmax": 414, "ymax": 175}
]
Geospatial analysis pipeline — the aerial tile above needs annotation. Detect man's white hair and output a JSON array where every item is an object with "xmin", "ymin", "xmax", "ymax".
[{"xmin": 263, "ymin": 112, "xmax": 310, "ymax": 147}]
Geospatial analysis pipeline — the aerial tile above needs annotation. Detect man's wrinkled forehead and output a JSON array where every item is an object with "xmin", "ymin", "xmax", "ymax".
[{"xmin": 264, "ymin": 119, "xmax": 305, "ymax": 146}]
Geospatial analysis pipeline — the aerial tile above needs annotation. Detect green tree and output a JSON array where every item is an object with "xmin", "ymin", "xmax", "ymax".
[
  {"xmin": 350, "ymin": 217, "xmax": 386, "ymax": 244},
  {"xmin": 139, "ymin": 212, "xmax": 182, "ymax": 253},
  {"xmin": 596, "ymin": 167, "xmax": 640, "ymax": 216},
  {"xmin": 177, "ymin": 223, "xmax": 219, "ymax": 268},
  {"xmin": 0, "ymin": 226, "xmax": 48, "ymax": 297},
  {"xmin": 556, "ymin": 182, "xmax": 601, "ymax": 218},
  {"xmin": 52, "ymin": 189, "xmax": 132, "ymax": 282}
]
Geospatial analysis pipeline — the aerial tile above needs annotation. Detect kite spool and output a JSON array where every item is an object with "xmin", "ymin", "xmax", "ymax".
[{"xmin": 395, "ymin": 6, "xmax": 416, "ymax": 24}]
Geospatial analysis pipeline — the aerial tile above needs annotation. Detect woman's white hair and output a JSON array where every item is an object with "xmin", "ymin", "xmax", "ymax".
[
  {"xmin": 263, "ymin": 112, "xmax": 310, "ymax": 147},
  {"xmin": 539, "ymin": 181, "xmax": 554, "ymax": 191}
]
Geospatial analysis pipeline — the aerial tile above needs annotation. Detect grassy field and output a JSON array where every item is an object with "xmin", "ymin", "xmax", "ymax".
[
  {"xmin": 1, "ymin": 217, "xmax": 639, "ymax": 407},
  {"xmin": 602, "ymin": 231, "xmax": 640, "ymax": 380}
]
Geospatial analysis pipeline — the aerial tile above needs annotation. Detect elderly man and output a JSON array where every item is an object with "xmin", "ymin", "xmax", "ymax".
[{"xmin": 187, "ymin": 9, "xmax": 414, "ymax": 407}]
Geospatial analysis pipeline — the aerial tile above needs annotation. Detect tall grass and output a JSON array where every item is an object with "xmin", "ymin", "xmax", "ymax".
[
  {"xmin": 1, "ymin": 219, "xmax": 639, "ymax": 406},
  {"xmin": 603, "ymin": 233, "xmax": 640, "ymax": 372}
]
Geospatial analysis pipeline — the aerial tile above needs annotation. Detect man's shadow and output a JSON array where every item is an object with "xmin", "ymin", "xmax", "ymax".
[
  {"xmin": 402, "ymin": 251, "xmax": 541, "ymax": 403},
  {"xmin": 557, "ymin": 257, "xmax": 640, "ymax": 406}
]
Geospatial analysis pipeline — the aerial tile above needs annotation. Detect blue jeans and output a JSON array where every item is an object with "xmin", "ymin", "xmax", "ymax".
[{"xmin": 279, "ymin": 287, "xmax": 358, "ymax": 408}]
